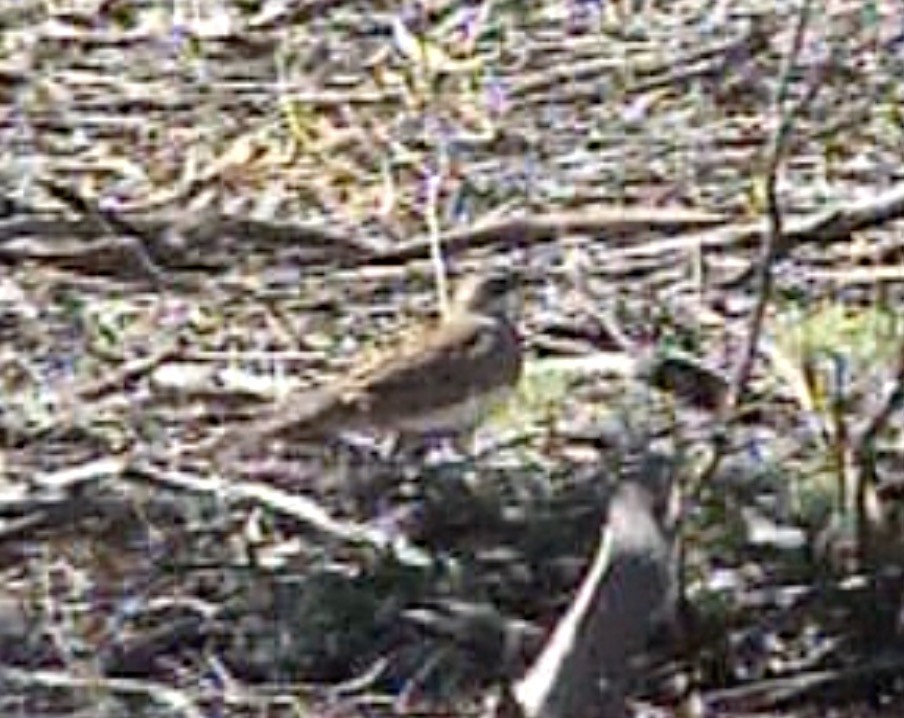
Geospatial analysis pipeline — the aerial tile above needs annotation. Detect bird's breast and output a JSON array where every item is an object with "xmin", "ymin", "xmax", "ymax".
[{"xmin": 387, "ymin": 387, "xmax": 514, "ymax": 434}]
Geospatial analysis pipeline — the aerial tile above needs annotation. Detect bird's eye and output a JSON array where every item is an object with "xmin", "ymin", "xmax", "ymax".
[{"xmin": 486, "ymin": 276, "xmax": 510, "ymax": 297}]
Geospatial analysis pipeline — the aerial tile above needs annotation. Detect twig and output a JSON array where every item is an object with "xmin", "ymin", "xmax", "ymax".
[
  {"xmin": 706, "ymin": 653, "xmax": 904, "ymax": 712},
  {"xmin": 688, "ymin": 0, "xmax": 820, "ymax": 624},
  {"xmin": 127, "ymin": 458, "xmax": 432, "ymax": 568},
  {"xmin": 0, "ymin": 667, "xmax": 204, "ymax": 718},
  {"xmin": 582, "ymin": 181, "xmax": 904, "ymax": 283},
  {"xmin": 30, "ymin": 455, "xmax": 128, "ymax": 494},
  {"xmin": 723, "ymin": 0, "xmax": 815, "ymax": 414},
  {"xmin": 39, "ymin": 179, "xmax": 171, "ymax": 286},
  {"xmin": 696, "ymin": 0, "xmax": 819, "ymax": 485},
  {"xmin": 369, "ymin": 206, "xmax": 727, "ymax": 265},
  {"xmin": 74, "ymin": 340, "xmax": 183, "ymax": 401},
  {"xmin": 425, "ymin": 147, "xmax": 451, "ymax": 317},
  {"xmin": 853, "ymin": 338, "xmax": 904, "ymax": 457},
  {"xmin": 849, "ymin": 335, "xmax": 904, "ymax": 561}
]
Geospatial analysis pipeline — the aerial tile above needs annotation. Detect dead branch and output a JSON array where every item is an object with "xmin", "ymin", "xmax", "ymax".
[
  {"xmin": 690, "ymin": 0, "xmax": 818, "ymax": 504},
  {"xmin": 74, "ymin": 341, "xmax": 183, "ymax": 401},
  {"xmin": 370, "ymin": 207, "xmax": 728, "ymax": 265},
  {"xmin": 0, "ymin": 456, "xmax": 130, "ymax": 541},
  {"xmin": 705, "ymin": 654, "xmax": 904, "ymax": 714},
  {"xmin": 0, "ymin": 667, "xmax": 204, "ymax": 718},
  {"xmin": 127, "ymin": 458, "xmax": 432, "ymax": 568},
  {"xmin": 510, "ymin": 470, "xmax": 674, "ymax": 718},
  {"xmin": 508, "ymin": 15, "xmax": 768, "ymax": 103},
  {"xmin": 0, "ymin": 182, "xmax": 380, "ymax": 279}
]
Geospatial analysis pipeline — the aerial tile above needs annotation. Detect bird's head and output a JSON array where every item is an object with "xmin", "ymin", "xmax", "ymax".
[{"xmin": 452, "ymin": 269, "xmax": 518, "ymax": 316}]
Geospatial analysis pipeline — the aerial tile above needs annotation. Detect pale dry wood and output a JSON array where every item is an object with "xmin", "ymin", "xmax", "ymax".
[
  {"xmin": 0, "ymin": 667, "xmax": 203, "ymax": 718},
  {"xmin": 372, "ymin": 208, "xmax": 729, "ymax": 265},
  {"xmin": 511, "ymin": 469, "xmax": 674, "ymax": 718},
  {"xmin": 127, "ymin": 458, "xmax": 431, "ymax": 567}
]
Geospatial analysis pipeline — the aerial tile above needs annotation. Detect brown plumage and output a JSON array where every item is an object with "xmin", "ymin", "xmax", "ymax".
[{"xmin": 212, "ymin": 270, "xmax": 522, "ymax": 454}]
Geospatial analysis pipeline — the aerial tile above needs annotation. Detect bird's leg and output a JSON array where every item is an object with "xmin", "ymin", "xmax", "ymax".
[
  {"xmin": 445, "ymin": 429, "xmax": 477, "ymax": 459},
  {"xmin": 407, "ymin": 430, "xmax": 475, "ymax": 465},
  {"xmin": 391, "ymin": 432, "xmax": 433, "ymax": 463}
]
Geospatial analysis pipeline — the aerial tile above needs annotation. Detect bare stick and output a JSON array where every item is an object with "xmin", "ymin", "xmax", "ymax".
[
  {"xmin": 699, "ymin": 0, "xmax": 819, "ymax": 482},
  {"xmin": 726, "ymin": 0, "xmax": 814, "ymax": 412},
  {"xmin": 39, "ymin": 179, "xmax": 171, "ymax": 286},
  {"xmin": 512, "ymin": 469, "xmax": 674, "ymax": 718},
  {"xmin": 0, "ymin": 667, "xmax": 204, "ymax": 718},
  {"xmin": 128, "ymin": 458, "xmax": 431, "ymax": 568}
]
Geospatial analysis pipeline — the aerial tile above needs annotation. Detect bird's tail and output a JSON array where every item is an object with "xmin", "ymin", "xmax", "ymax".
[{"xmin": 203, "ymin": 386, "xmax": 350, "ymax": 461}]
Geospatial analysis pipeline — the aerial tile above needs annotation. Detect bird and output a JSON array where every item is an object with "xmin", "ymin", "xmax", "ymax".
[{"xmin": 209, "ymin": 269, "xmax": 523, "ymax": 457}]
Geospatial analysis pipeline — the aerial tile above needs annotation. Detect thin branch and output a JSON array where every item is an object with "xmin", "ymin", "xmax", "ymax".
[
  {"xmin": 724, "ymin": 0, "xmax": 815, "ymax": 413},
  {"xmin": 695, "ymin": 0, "xmax": 819, "ymax": 490},
  {"xmin": 39, "ymin": 179, "xmax": 171, "ymax": 286},
  {"xmin": 128, "ymin": 458, "xmax": 432, "ymax": 568},
  {"xmin": 0, "ymin": 667, "xmax": 204, "ymax": 718},
  {"xmin": 853, "ymin": 337, "xmax": 904, "ymax": 458}
]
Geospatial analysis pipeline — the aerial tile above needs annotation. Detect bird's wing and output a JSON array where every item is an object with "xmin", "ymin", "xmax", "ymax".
[
  {"xmin": 340, "ymin": 313, "xmax": 518, "ymax": 420},
  {"xmin": 208, "ymin": 312, "xmax": 520, "ymax": 451},
  {"xmin": 205, "ymin": 384, "xmax": 349, "ymax": 456},
  {"xmin": 238, "ymin": 385, "xmax": 351, "ymax": 438}
]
